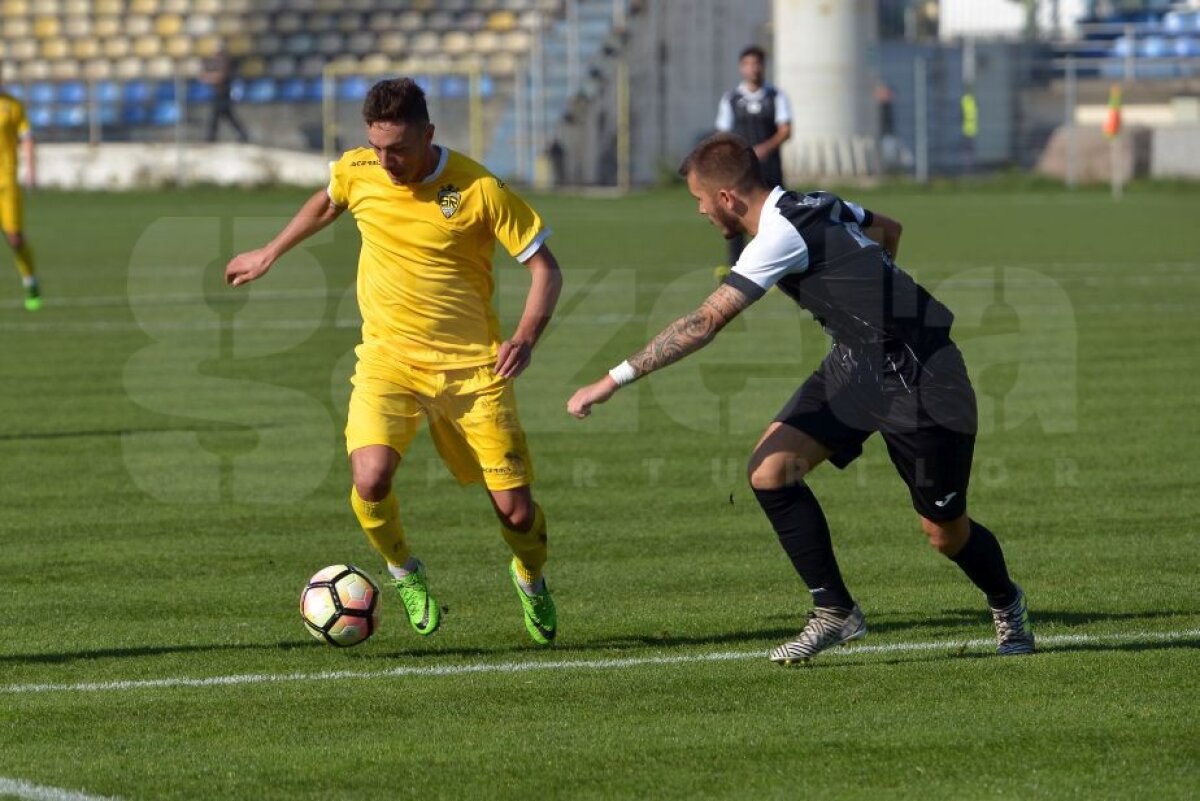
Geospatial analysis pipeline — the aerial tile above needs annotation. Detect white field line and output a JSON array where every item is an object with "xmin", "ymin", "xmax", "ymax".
[
  {"xmin": 0, "ymin": 777, "xmax": 123, "ymax": 801},
  {"xmin": 1, "ymin": 628, "xmax": 1195, "ymax": 697}
]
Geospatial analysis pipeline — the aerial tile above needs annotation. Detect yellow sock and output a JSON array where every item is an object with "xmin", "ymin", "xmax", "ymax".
[
  {"xmin": 349, "ymin": 486, "xmax": 411, "ymax": 568},
  {"xmin": 501, "ymin": 503, "xmax": 548, "ymax": 585},
  {"xmin": 14, "ymin": 242, "xmax": 34, "ymax": 280}
]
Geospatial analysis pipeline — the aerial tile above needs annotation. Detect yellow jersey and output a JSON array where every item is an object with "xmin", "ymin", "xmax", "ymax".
[
  {"xmin": 328, "ymin": 146, "xmax": 549, "ymax": 370},
  {"xmin": 0, "ymin": 93, "xmax": 29, "ymax": 182}
]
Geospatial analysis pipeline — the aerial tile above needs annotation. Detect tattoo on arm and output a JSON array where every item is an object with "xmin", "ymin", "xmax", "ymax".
[{"xmin": 627, "ymin": 283, "xmax": 756, "ymax": 378}]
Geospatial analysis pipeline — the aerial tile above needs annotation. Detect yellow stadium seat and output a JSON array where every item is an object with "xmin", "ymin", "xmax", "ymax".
[
  {"xmin": 194, "ymin": 0, "xmax": 220, "ymax": 13},
  {"xmin": 93, "ymin": 0, "xmax": 121, "ymax": 13},
  {"xmin": 64, "ymin": 15, "xmax": 92, "ymax": 37},
  {"xmin": 502, "ymin": 29, "xmax": 532, "ymax": 52},
  {"xmin": 129, "ymin": 0, "xmax": 159, "ymax": 14},
  {"xmin": 114, "ymin": 57, "xmax": 144, "ymax": 79},
  {"xmin": 360, "ymin": 53, "xmax": 391, "ymax": 74},
  {"xmin": 50, "ymin": 60, "xmax": 80, "ymax": 80},
  {"xmin": 162, "ymin": 0, "xmax": 189, "ymax": 12},
  {"xmin": 93, "ymin": 16, "xmax": 119, "ymax": 36},
  {"xmin": 155, "ymin": 13, "xmax": 183, "ymax": 37},
  {"xmin": 165, "ymin": 35, "xmax": 191, "ymax": 58},
  {"xmin": 184, "ymin": 14, "xmax": 215, "ymax": 36},
  {"xmin": 64, "ymin": 0, "xmax": 88, "ymax": 13},
  {"xmin": 10, "ymin": 38, "xmax": 37, "ymax": 60},
  {"xmin": 194, "ymin": 35, "xmax": 220, "ymax": 57},
  {"xmin": 32, "ymin": 0, "xmax": 59, "ymax": 13},
  {"xmin": 33, "ymin": 16, "xmax": 61, "ymax": 38},
  {"xmin": 226, "ymin": 33, "xmax": 253, "ymax": 56},
  {"xmin": 19, "ymin": 61, "xmax": 51, "ymax": 81},
  {"xmin": 1, "ymin": 0, "xmax": 29, "ymax": 15},
  {"xmin": 145, "ymin": 56, "xmax": 174, "ymax": 78},
  {"xmin": 126, "ymin": 15, "xmax": 152, "ymax": 36},
  {"xmin": 41, "ymin": 37, "xmax": 68, "ymax": 59},
  {"xmin": 133, "ymin": 35, "xmax": 161, "ymax": 58},
  {"xmin": 473, "ymin": 30, "xmax": 500, "ymax": 53},
  {"xmin": 84, "ymin": 59, "xmax": 112, "ymax": 80},
  {"xmin": 378, "ymin": 31, "xmax": 406, "ymax": 53},
  {"xmin": 487, "ymin": 11, "xmax": 517, "ymax": 32},
  {"xmin": 238, "ymin": 56, "xmax": 266, "ymax": 77},
  {"xmin": 3, "ymin": 16, "xmax": 30, "ymax": 37},
  {"xmin": 487, "ymin": 52, "xmax": 517, "ymax": 75},
  {"xmin": 102, "ymin": 37, "xmax": 130, "ymax": 58},
  {"xmin": 70, "ymin": 37, "xmax": 99, "ymax": 59},
  {"xmin": 443, "ymin": 31, "xmax": 472, "ymax": 55}
]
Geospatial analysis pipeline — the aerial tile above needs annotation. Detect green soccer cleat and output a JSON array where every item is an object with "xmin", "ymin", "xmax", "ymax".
[
  {"xmin": 23, "ymin": 281, "xmax": 41, "ymax": 311},
  {"xmin": 508, "ymin": 559, "xmax": 556, "ymax": 645},
  {"xmin": 392, "ymin": 559, "xmax": 441, "ymax": 636}
]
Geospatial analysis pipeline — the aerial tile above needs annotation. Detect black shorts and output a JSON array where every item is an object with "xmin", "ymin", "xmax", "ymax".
[{"xmin": 775, "ymin": 347, "xmax": 978, "ymax": 522}]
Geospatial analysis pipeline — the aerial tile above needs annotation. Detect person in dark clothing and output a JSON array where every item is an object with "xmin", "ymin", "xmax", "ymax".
[
  {"xmin": 201, "ymin": 44, "xmax": 249, "ymax": 143},
  {"xmin": 714, "ymin": 46, "xmax": 792, "ymax": 266}
]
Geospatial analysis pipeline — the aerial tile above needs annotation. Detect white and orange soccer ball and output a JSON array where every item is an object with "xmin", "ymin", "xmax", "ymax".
[{"xmin": 300, "ymin": 565, "xmax": 382, "ymax": 647}]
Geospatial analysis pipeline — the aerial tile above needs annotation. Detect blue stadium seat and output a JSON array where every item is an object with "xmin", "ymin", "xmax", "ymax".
[
  {"xmin": 279, "ymin": 76, "xmax": 309, "ymax": 102},
  {"xmin": 413, "ymin": 75, "xmax": 433, "ymax": 93},
  {"xmin": 5, "ymin": 85, "xmax": 24, "ymax": 100},
  {"xmin": 29, "ymin": 106, "xmax": 54, "ymax": 128},
  {"xmin": 187, "ymin": 79, "xmax": 215, "ymax": 103},
  {"xmin": 55, "ymin": 105, "xmax": 87, "ymax": 127},
  {"xmin": 479, "ymin": 74, "xmax": 494, "ymax": 99},
  {"xmin": 96, "ymin": 81, "xmax": 120, "ymax": 104},
  {"xmin": 30, "ymin": 83, "xmax": 56, "ymax": 105},
  {"xmin": 336, "ymin": 76, "xmax": 369, "ymax": 101},
  {"xmin": 152, "ymin": 101, "xmax": 179, "ymax": 125},
  {"xmin": 122, "ymin": 105, "xmax": 149, "ymax": 125},
  {"xmin": 1111, "ymin": 36, "xmax": 1133, "ymax": 58},
  {"xmin": 99, "ymin": 105, "xmax": 119, "ymax": 126},
  {"xmin": 123, "ymin": 80, "xmax": 151, "ymax": 104},
  {"xmin": 56, "ymin": 81, "xmax": 87, "ymax": 104},
  {"xmin": 155, "ymin": 80, "xmax": 176, "ymax": 102},
  {"xmin": 1138, "ymin": 35, "xmax": 1169, "ymax": 58},
  {"xmin": 1175, "ymin": 36, "xmax": 1198, "ymax": 57},
  {"xmin": 245, "ymin": 77, "xmax": 277, "ymax": 103},
  {"xmin": 439, "ymin": 75, "xmax": 468, "ymax": 99}
]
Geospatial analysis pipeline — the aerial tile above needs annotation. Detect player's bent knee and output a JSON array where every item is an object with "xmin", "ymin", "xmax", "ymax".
[
  {"xmin": 920, "ymin": 515, "xmax": 969, "ymax": 556},
  {"xmin": 491, "ymin": 490, "xmax": 535, "ymax": 531},
  {"xmin": 747, "ymin": 452, "xmax": 808, "ymax": 491},
  {"xmin": 5, "ymin": 232, "xmax": 22, "ymax": 249},
  {"xmin": 353, "ymin": 472, "xmax": 392, "ymax": 502}
]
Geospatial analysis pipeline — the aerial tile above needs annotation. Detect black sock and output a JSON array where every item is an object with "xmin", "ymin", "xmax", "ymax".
[
  {"xmin": 752, "ymin": 484, "xmax": 855, "ymax": 610},
  {"xmin": 950, "ymin": 520, "xmax": 1018, "ymax": 608}
]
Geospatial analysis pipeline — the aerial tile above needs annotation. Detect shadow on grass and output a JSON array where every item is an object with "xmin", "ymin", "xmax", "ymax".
[
  {"xmin": 0, "ymin": 640, "xmax": 314, "ymax": 666},
  {"xmin": 765, "ymin": 607, "xmax": 1198, "ymax": 636}
]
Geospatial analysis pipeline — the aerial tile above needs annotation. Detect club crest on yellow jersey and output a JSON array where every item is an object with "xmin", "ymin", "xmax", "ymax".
[{"xmin": 438, "ymin": 184, "xmax": 462, "ymax": 219}]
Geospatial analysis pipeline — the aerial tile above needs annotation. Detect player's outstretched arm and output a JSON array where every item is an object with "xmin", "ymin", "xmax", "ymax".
[
  {"xmin": 495, "ymin": 244, "xmax": 563, "ymax": 379},
  {"xmin": 567, "ymin": 282, "xmax": 756, "ymax": 419},
  {"xmin": 864, "ymin": 211, "xmax": 903, "ymax": 260},
  {"xmin": 224, "ymin": 188, "xmax": 343, "ymax": 287}
]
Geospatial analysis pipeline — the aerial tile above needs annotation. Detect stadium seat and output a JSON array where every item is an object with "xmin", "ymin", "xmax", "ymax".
[
  {"xmin": 41, "ymin": 38, "xmax": 70, "ymax": 60},
  {"xmin": 29, "ymin": 106, "xmax": 54, "ymax": 128},
  {"xmin": 487, "ymin": 10, "xmax": 517, "ymax": 31},
  {"xmin": 1175, "ymin": 36, "xmax": 1198, "ymax": 57},
  {"xmin": 4, "ymin": 17, "xmax": 31, "ymax": 38},
  {"xmin": 121, "ymin": 104, "xmax": 148, "ymax": 125},
  {"xmin": 126, "ymin": 15, "xmax": 153, "ymax": 36},
  {"xmin": 346, "ymin": 31, "xmax": 377, "ymax": 55},
  {"xmin": 133, "ymin": 35, "xmax": 162, "ymax": 58},
  {"xmin": 129, "ymin": 0, "xmax": 159, "ymax": 13},
  {"xmin": 410, "ymin": 31, "xmax": 440, "ymax": 54},
  {"xmin": 83, "ymin": 59, "xmax": 112, "ymax": 80},
  {"xmin": 50, "ymin": 60, "xmax": 81, "ymax": 80},
  {"xmin": 71, "ymin": 38, "xmax": 101, "ymax": 59},
  {"xmin": 55, "ymin": 104, "xmax": 87, "ymax": 127},
  {"xmin": 95, "ymin": 80, "xmax": 119, "ymax": 103},
  {"xmin": 64, "ymin": 15, "xmax": 91, "ymax": 37},
  {"xmin": 155, "ymin": 14, "xmax": 183, "ymax": 37},
  {"xmin": 152, "ymin": 100, "xmax": 178, "ymax": 125},
  {"xmin": 284, "ymin": 33, "xmax": 315, "ymax": 56},
  {"xmin": 268, "ymin": 55, "xmax": 298, "ymax": 77},
  {"xmin": 4, "ymin": 85, "xmax": 24, "ymax": 99},
  {"xmin": 93, "ymin": 16, "xmax": 120, "ymax": 37},
  {"xmin": 298, "ymin": 54, "xmax": 324, "ymax": 76},
  {"xmin": 122, "ymin": 80, "xmax": 151, "ymax": 104},
  {"xmin": 114, "ymin": 57, "xmax": 145, "ymax": 79},
  {"xmin": 2, "ymin": 0, "xmax": 30, "ymax": 14},
  {"xmin": 245, "ymin": 12, "xmax": 271, "ymax": 34},
  {"xmin": 439, "ymin": 74, "xmax": 469, "ymax": 99},
  {"xmin": 186, "ymin": 79, "xmax": 214, "ymax": 103},
  {"xmin": 33, "ymin": 15, "xmax": 60, "ymax": 39},
  {"xmin": 337, "ymin": 75, "xmax": 370, "ymax": 101},
  {"xmin": 274, "ymin": 11, "xmax": 302, "ymax": 33},
  {"xmin": 378, "ymin": 32, "xmax": 407, "ymax": 53},
  {"xmin": 92, "ymin": 0, "xmax": 121, "ymax": 13},
  {"xmin": 444, "ymin": 31, "xmax": 472, "ymax": 54},
  {"xmin": 10, "ymin": 38, "xmax": 37, "ymax": 60},
  {"xmin": 194, "ymin": 35, "xmax": 220, "ymax": 57},
  {"xmin": 278, "ymin": 76, "xmax": 308, "ymax": 102},
  {"xmin": 29, "ymin": 82, "xmax": 55, "ymax": 105},
  {"xmin": 165, "ymin": 35, "xmax": 191, "ymax": 58},
  {"xmin": 98, "ymin": 104, "xmax": 118, "ymax": 125},
  {"xmin": 184, "ymin": 13, "xmax": 215, "ymax": 36},
  {"xmin": 239, "ymin": 56, "xmax": 267, "ymax": 78},
  {"xmin": 473, "ymin": 30, "xmax": 500, "ymax": 53},
  {"xmin": 56, "ymin": 80, "xmax": 86, "ymax": 103},
  {"xmin": 395, "ymin": 11, "xmax": 423, "ymax": 31},
  {"xmin": 318, "ymin": 33, "xmax": 346, "ymax": 55},
  {"xmin": 102, "ymin": 37, "xmax": 130, "ymax": 58},
  {"xmin": 226, "ymin": 33, "xmax": 253, "ymax": 56},
  {"xmin": 245, "ymin": 77, "xmax": 276, "ymax": 103},
  {"xmin": 153, "ymin": 79, "xmax": 175, "ymax": 102},
  {"xmin": 161, "ymin": 0, "xmax": 188, "ymax": 12}
]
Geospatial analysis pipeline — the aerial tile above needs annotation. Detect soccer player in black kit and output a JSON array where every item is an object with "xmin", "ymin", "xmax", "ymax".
[
  {"xmin": 568, "ymin": 133, "xmax": 1034, "ymax": 664},
  {"xmin": 715, "ymin": 46, "xmax": 792, "ymax": 265}
]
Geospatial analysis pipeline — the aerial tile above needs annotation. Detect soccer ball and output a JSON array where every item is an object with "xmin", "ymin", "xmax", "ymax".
[{"xmin": 300, "ymin": 564, "xmax": 381, "ymax": 647}]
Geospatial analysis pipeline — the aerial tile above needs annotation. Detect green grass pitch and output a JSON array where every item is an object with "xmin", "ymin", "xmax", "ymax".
[{"xmin": 0, "ymin": 182, "xmax": 1197, "ymax": 800}]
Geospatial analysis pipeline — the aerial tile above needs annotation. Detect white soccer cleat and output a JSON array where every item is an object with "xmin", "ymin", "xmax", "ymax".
[{"xmin": 770, "ymin": 604, "xmax": 866, "ymax": 665}]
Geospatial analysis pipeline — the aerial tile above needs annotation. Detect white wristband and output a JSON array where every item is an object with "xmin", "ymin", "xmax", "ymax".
[{"xmin": 608, "ymin": 360, "xmax": 637, "ymax": 387}]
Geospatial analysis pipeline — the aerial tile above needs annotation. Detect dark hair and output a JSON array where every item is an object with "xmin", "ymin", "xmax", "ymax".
[
  {"xmin": 739, "ymin": 45, "xmax": 766, "ymax": 62},
  {"xmin": 362, "ymin": 78, "xmax": 429, "ymax": 126},
  {"xmin": 678, "ymin": 132, "xmax": 767, "ymax": 193}
]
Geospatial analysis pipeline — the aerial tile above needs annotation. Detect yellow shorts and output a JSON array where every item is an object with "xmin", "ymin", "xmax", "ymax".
[
  {"xmin": 0, "ymin": 183, "xmax": 22, "ymax": 235},
  {"xmin": 345, "ymin": 345, "xmax": 534, "ymax": 491}
]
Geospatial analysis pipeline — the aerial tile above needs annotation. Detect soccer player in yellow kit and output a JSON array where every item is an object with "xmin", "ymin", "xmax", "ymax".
[
  {"xmin": 225, "ymin": 79, "xmax": 563, "ymax": 644},
  {"xmin": 0, "ymin": 88, "xmax": 39, "ymax": 310}
]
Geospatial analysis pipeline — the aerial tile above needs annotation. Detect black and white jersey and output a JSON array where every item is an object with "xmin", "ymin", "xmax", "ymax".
[
  {"xmin": 716, "ymin": 83, "xmax": 791, "ymax": 186},
  {"xmin": 723, "ymin": 187, "xmax": 955, "ymax": 386}
]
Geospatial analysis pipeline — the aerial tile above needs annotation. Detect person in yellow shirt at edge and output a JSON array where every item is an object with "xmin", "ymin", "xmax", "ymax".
[
  {"xmin": 0, "ymin": 86, "xmax": 40, "ymax": 311},
  {"xmin": 225, "ymin": 78, "xmax": 563, "ymax": 645}
]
